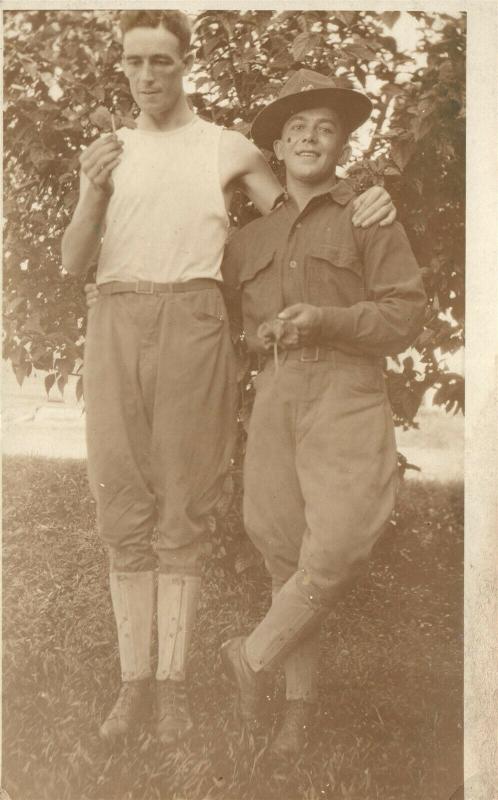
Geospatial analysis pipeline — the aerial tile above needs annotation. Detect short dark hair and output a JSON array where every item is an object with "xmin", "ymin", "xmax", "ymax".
[{"xmin": 119, "ymin": 11, "xmax": 192, "ymax": 55}]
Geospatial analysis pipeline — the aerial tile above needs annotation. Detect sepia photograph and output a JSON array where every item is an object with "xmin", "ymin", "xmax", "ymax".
[{"xmin": 2, "ymin": 4, "xmax": 495, "ymax": 800}]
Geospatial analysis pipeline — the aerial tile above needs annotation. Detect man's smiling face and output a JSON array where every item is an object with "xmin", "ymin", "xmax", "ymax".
[{"xmin": 274, "ymin": 106, "xmax": 348, "ymax": 185}]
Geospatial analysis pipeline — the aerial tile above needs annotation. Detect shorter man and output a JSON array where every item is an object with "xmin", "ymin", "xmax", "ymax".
[{"xmin": 220, "ymin": 69, "xmax": 427, "ymax": 758}]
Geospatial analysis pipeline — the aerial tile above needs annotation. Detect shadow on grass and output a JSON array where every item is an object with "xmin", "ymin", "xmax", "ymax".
[{"xmin": 2, "ymin": 456, "xmax": 463, "ymax": 800}]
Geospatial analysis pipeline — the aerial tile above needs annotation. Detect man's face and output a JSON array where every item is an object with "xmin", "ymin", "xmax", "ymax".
[
  {"xmin": 274, "ymin": 107, "xmax": 347, "ymax": 184},
  {"xmin": 122, "ymin": 25, "xmax": 193, "ymax": 116}
]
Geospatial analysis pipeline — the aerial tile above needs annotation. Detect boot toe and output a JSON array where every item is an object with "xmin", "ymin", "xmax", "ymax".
[
  {"xmin": 269, "ymin": 700, "xmax": 313, "ymax": 759},
  {"xmin": 155, "ymin": 680, "xmax": 194, "ymax": 746},
  {"xmin": 99, "ymin": 680, "xmax": 151, "ymax": 741},
  {"xmin": 221, "ymin": 637, "xmax": 262, "ymax": 721}
]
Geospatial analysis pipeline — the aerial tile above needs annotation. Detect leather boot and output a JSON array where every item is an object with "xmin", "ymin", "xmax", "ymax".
[
  {"xmin": 155, "ymin": 679, "xmax": 193, "ymax": 745},
  {"xmin": 220, "ymin": 636, "xmax": 264, "ymax": 722},
  {"xmin": 99, "ymin": 679, "xmax": 152, "ymax": 741},
  {"xmin": 269, "ymin": 699, "xmax": 314, "ymax": 759}
]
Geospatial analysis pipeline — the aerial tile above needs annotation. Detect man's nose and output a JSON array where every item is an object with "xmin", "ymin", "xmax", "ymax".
[
  {"xmin": 301, "ymin": 128, "xmax": 317, "ymax": 143},
  {"xmin": 139, "ymin": 62, "xmax": 154, "ymax": 81}
]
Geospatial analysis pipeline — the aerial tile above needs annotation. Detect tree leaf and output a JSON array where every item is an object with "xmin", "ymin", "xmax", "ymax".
[
  {"xmin": 13, "ymin": 363, "xmax": 28, "ymax": 387},
  {"xmin": 292, "ymin": 32, "xmax": 321, "ymax": 62},
  {"xmin": 333, "ymin": 11, "xmax": 356, "ymax": 26},
  {"xmin": 89, "ymin": 105, "xmax": 113, "ymax": 131},
  {"xmin": 346, "ymin": 44, "xmax": 374, "ymax": 61},
  {"xmin": 45, "ymin": 373, "xmax": 56, "ymax": 397},
  {"xmin": 381, "ymin": 11, "xmax": 401, "ymax": 28},
  {"xmin": 203, "ymin": 35, "xmax": 223, "ymax": 58},
  {"xmin": 6, "ymin": 296, "xmax": 27, "ymax": 315},
  {"xmin": 391, "ymin": 138, "xmax": 416, "ymax": 170},
  {"xmin": 212, "ymin": 60, "xmax": 228, "ymax": 81},
  {"xmin": 411, "ymin": 115, "xmax": 433, "ymax": 141},
  {"xmin": 23, "ymin": 313, "xmax": 45, "ymax": 335},
  {"xmin": 75, "ymin": 375, "xmax": 84, "ymax": 403},
  {"xmin": 57, "ymin": 374, "xmax": 68, "ymax": 396}
]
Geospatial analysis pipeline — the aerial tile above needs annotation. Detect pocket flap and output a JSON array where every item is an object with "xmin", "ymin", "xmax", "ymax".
[
  {"xmin": 239, "ymin": 249, "xmax": 275, "ymax": 285},
  {"xmin": 310, "ymin": 244, "xmax": 362, "ymax": 276}
]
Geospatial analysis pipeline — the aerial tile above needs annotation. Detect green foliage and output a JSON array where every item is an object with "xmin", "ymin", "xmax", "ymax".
[{"xmin": 3, "ymin": 10, "xmax": 465, "ymax": 422}]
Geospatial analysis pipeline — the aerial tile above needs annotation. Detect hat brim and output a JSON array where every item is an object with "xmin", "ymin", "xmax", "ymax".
[{"xmin": 251, "ymin": 87, "xmax": 372, "ymax": 151}]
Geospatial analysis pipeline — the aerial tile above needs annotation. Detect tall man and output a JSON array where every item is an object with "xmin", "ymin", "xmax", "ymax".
[
  {"xmin": 220, "ymin": 70, "xmax": 427, "ymax": 758},
  {"xmin": 64, "ymin": 11, "xmax": 395, "ymax": 746}
]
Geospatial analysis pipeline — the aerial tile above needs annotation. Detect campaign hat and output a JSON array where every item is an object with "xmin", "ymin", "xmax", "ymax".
[{"xmin": 251, "ymin": 68, "xmax": 372, "ymax": 150}]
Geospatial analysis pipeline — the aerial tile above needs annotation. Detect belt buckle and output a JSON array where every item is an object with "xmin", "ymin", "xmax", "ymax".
[
  {"xmin": 135, "ymin": 280, "xmax": 154, "ymax": 294},
  {"xmin": 300, "ymin": 346, "xmax": 320, "ymax": 362}
]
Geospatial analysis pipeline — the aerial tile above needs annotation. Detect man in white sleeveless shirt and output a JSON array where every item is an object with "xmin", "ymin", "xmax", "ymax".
[{"xmin": 62, "ymin": 10, "xmax": 396, "ymax": 746}]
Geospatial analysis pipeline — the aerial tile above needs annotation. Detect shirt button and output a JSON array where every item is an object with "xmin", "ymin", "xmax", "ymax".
[
  {"xmin": 289, "ymin": 260, "xmax": 297, "ymax": 269},
  {"xmin": 296, "ymin": 223, "xmax": 302, "ymax": 229}
]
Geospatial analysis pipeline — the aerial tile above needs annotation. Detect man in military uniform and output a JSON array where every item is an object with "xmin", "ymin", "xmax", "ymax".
[{"xmin": 220, "ymin": 69, "xmax": 427, "ymax": 758}]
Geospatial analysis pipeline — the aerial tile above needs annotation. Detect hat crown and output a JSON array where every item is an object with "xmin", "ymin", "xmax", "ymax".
[
  {"xmin": 250, "ymin": 68, "xmax": 372, "ymax": 150},
  {"xmin": 280, "ymin": 69, "xmax": 339, "ymax": 99}
]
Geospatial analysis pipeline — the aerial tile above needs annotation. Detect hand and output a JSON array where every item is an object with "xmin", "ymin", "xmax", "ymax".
[
  {"xmin": 79, "ymin": 134, "xmax": 123, "ymax": 196},
  {"xmin": 84, "ymin": 283, "xmax": 100, "ymax": 308},
  {"xmin": 277, "ymin": 304, "xmax": 322, "ymax": 345},
  {"xmin": 257, "ymin": 319, "xmax": 299, "ymax": 350},
  {"xmin": 352, "ymin": 185, "xmax": 396, "ymax": 228}
]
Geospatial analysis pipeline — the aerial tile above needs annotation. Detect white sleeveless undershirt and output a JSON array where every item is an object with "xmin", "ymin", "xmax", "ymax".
[{"xmin": 95, "ymin": 117, "xmax": 229, "ymax": 284}]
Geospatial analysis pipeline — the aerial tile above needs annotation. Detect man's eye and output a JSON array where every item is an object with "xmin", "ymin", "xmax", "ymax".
[{"xmin": 318, "ymin": 126, "xmax": 334, "ymax": 135}]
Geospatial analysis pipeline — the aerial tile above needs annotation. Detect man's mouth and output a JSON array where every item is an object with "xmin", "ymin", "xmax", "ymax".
[{"xmin": 296, "ymin": 151, "xmax": 320, "ymax": 159}]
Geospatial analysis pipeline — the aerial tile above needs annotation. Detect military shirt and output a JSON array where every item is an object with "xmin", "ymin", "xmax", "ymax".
[{"xmin": 222, "ymin": 180, "xmax": 427, "ymax": 357}]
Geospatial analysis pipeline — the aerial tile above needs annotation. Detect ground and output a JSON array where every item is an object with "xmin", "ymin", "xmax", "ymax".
[{"xmin": 3, "ymin": 456, "xmax": 463, "ymax": 800}]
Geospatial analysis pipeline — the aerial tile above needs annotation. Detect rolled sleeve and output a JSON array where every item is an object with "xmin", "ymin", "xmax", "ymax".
[{"xmin": 319, "ymin": 222, "xmax": 427, "ymax": 356}]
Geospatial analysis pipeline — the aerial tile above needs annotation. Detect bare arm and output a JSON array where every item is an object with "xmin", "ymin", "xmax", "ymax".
[
  {"xmin": 221, "ymin": 130, "xmax": 283, "ymax": 215},
  {"xmin": 61, "ymin": 135, "xmax": 122, "ymax": 276}
]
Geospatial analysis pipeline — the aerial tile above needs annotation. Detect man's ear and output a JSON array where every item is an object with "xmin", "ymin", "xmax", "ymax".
[
  {"xmin": 182, "ymin": 50, "xmax": 195, "ymax": 74},
  {"xmin": 338, "ymin": 138, "xmax": 352, "ymax": 167},
  {"xmin": 273, "ymin": 139, "xmax": 284, "ymax": 161}
]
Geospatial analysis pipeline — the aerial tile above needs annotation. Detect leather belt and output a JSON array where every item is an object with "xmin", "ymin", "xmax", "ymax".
[
  {"xmin": 260, "ymin": 346, "xmax": 380, "ymax": 367},
  {"xmin": 98, "ymin": 278, "xmax": 220, "ymax": 295},
  {"xmin": 284, "ymin": 346, "xmax": 333, "ymax": 363}
]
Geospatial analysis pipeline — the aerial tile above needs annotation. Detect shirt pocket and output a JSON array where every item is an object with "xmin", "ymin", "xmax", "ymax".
[
  {"xmin": 240, "ymin": 248, "xmax": 276, "ymax": 287},
  {"xmin": 306, "ymin": 243, "xmax": 365, "ymax": 307}
]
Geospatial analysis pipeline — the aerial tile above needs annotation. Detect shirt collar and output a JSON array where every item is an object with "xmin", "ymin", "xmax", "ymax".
[
  {"xmin": 271, "ymin": 180, "xmax": 355, "ymax": 213},
  {"xmin": 270, "ymin": 190, "xmax": 289, "ymax": 211},
  {"xmin": 327, "ymin": 179, "xmax": 355, "ymax": 206}
]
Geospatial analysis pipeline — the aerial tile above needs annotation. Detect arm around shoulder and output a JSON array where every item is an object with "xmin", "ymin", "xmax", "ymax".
[{"xmin": 221, "ymin": 129, "xmax": 282, "ymax": 215}]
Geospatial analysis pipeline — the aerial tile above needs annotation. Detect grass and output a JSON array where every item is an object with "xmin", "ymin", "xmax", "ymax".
[{"xmin": 2, "ymin": 456, "xmax": 463, "ymax": 800}]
